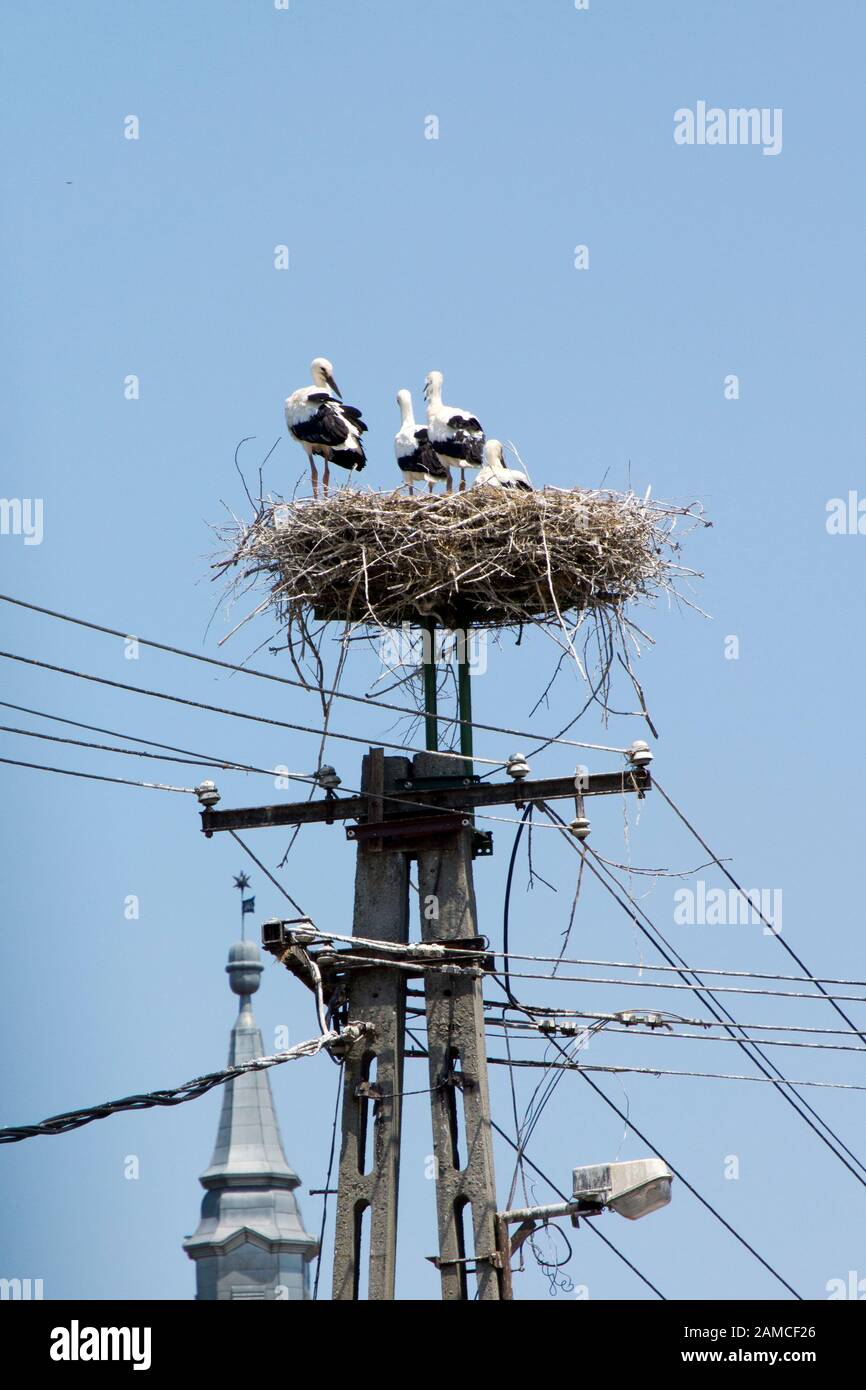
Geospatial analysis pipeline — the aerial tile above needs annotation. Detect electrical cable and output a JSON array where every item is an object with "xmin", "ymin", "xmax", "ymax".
[
  {"xmin": 0, "ymin": 593, "xmax": 627, "ymax": 754},
  {"xmin": 0, "ymin": 1029, "xmax": 345, "ymax": 1143},
  {"xmin": 399, "ymin": 1038, "xmax": 667, "ymax": 1298},
  {"xmin": 313, "ymin": 1064, "xmax": 344, "ymax": 1301},
  {"xmin": 497, "ymin": 813, "xmax": 810, "ymax": 1296},
  {"xmin": 0, "ymin": 720, "xmax": 303, "ymax": 779},
  {"xmin": 542, "ymin": 804, "xmax": 866, "ymax": 1187},
  {"xmin": 483, "ymin": 1054, "xmax": 866, "ymax": 1091},
  {"xmin": 503, "ymin": 803, "xmax": 533, "ymax": 1005},
  {"xmin": 0, "ymin": 650, "xmax": 624, "ymax": 834},
  {"xmin": 653, "ymin": 778, "xmax": 866, "ymax": 1043},
  {"xmin": 488, "ymin": 987, "xmax": 802, "ymax": 1299},
  {"xmin": 477, "ymin": 996, "xmax": 866, "ymax": 1039},
  {"xmin": 227, "ymin": 830, "xmax": 306, "ymax": 917},
  {"xmin": 578, "ymin": 1061, "xmax": 805, "ymax": 1294},
  {"xmin": 0, "ymin": 699, "xmax": 327, "ymax": 783},
  {"xmin": 485, "ymin": 966, "xmax": 866, "ymax": 1003},
  {"xmin": 0, "ymin": 646, "xmax": 508, "ymax": 768},
  {"xmin": 308, "ymin": 928, "xmax": 866, "ymax": 989},
  {"xmin": 492, "ymin": 948, "xmax": 866, "ymax": 990},
  {"xmin": 481, "ymin": 1017, "xmax": 866, "ymax": 1054},
  {"xmin": 0, "ymin": 753, "xmax": 195, "ymax": 794}
]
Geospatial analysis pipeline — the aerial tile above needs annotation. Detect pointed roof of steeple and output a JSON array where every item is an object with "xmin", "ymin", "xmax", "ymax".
[
  {"xmin": 198, "ymin": 940, "xmax": 300, "ymax": 1189},
  {"xmin": 184, "ymin": 940, "xmax": 317, "ymax": 1266}
]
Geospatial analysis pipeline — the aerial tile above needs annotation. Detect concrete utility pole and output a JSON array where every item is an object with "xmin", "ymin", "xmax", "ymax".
[
  {"xmin": 201, "ymin": 751, "xmax": 651, "ymax": 1299},
  {"xmin": 414, "ymin": 750, "xmax": 500, "ymax": 1300},
  {"xmin": 331, "ymin": 749, "xmax": 410, "ymax": 1300},
  {"xmin": 329, "ymin": 748, "xmax": 500, "ymax": 1300}
]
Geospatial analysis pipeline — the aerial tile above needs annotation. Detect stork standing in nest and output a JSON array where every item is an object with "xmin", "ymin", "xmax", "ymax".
[
  {"xmin": 475, "ymin": 439, "xmax": 532, "ymax": 492},
  {"xmin": 393, "ymin": 389, "xmax": 449, "ymax": 495},
  {"xmin": 284, "ymin": 357, "xmax": 367, "ymax": 499},
  {"xmin": 424, "ymin": 370, "xmax": 485, "ymax": 492}
]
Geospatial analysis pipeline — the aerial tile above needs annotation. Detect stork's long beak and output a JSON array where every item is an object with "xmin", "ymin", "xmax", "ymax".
[{"xmin": 326, "ymin": 371, "xmax": 342, "ymax": 399}]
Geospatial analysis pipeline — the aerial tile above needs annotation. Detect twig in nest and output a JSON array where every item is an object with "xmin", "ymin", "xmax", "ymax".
[{"xmin": 214, "ymin": 485, "xmax": 706, "ymax": 723}]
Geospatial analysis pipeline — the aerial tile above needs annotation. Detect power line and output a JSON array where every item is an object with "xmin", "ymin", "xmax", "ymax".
[
  {"xmin": 0, "ymin": 754, "xmax": 195, "ymax": 795},
  {"xmin": 479, "ymin": 1017, "xmax": 866, "ymax": 1054},
  {"xmin": 0, "ymin": 592, "xmax": 627, "ymax": 754},
  {"xmin": 2, "ymin": 601, "xmax": 846, "ymax": 1292},
  {"xmin": 0, "ymin": 720, "xmax": 296, "ymax": 779},
  {"xmin": 304, "ymin": 940, "xmax": 866, "ymax": 1008},
  {"xmin": 0, "ymin": 650, "xmax": 612, "ymax": 834},
  {"xmin": 483, "ymin": 1054, "xmax": 866, "ymax": 1091},
  {"xmin": 0, "ymin": 718, "xmax": 584, "ymax": 836},
  {"xmin": 313, "ymin": 1064, "xmax": 344, "ymax": 1301},
  {"xmin": 482, "ymin": 965, "xmax": 866, "ymax": 1004},
  {"xmin": 398, "ymin": 1034, "xmax": 667, "ymax": 1298},
  {"xmin": 542, "ymin": 805, "xmax": 866, "ymax": 1188},
  {"xmin": 410, "ymin": 1000, "xmax": 866, "ymax": 1052},
  {"xmin": 583, "ymin": 836, "xmax": 866, "ymax": 1187},
  {"xmin": 504, "ymin": 1022, "xmax": 603, "ymax": 1215},
  {"xmin": 478, "ymin": 996, "xmax": 866, "ymax": 1038},
  {"xmin": 491, "ymin": 1115, "xmax": 668, "ymax": 1298},
  {"xmin": 0, "ymin": 646, "xmax": 504, "ymax": 768},
  {"xmin": 491, "ymin": 948, "xmax": 866, "ymax": 990},
  {"xmin": 576, "ymin": 1062, "xmax": 804, "ymax": 1295},
  {"xmin": 550, "ymin": 803, "xmax": 866, "ymax": 1174},
  {"xmin": 654, "ymin": 778, "xmax": 866, "ymax": 1044},
  {"xmin": 228, "ymin": 829, "xmax": 306, "ymax": 917},
  {"xmin": 315, "ymin": 935, "xmax": 866, "ymax": 1028},
  {"xmin": 0, "ymin": 700, "xmax": 311, "ymax": 780},
  {"xmin": 580, "ymin": 842, "xmax": 866, "ymax": 1182},
  {"xmin": 487, "ymin": 990, "xmax": 802, "ymax": 1299},
  {"xmin": 6, "ymin": 656, "xmax": 856, "ymax": 1028},
  {"xmin": 503, "ymin": 803, "xmax": 533, "ymax": 1004},
  {"xmin": 577, "ymin": 1208, "xmax": 666, "ymax": 1299},
  {"xmin": 0, "ymin": 1028, "xmax": 349, "ymax": 1144}
]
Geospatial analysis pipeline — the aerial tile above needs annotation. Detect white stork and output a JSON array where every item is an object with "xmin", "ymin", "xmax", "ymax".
[
  {"xmin": 475, "ymin": 439, "xmax": 532, "ymax": 491},
  {"xmin": 284, "ymin": 357, "xmax": 367, "ymax": 499},
  {"xmin": 393, "ymin": 390, "xmax": 449, "ymax": 495},
  {"xmin": 424, "ymin": 370, "xmax": 485, "ymax": 493}
]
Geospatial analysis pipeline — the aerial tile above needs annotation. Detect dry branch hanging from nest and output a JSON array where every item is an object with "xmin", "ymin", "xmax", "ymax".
[{"xmin": 218, "ymin": 487, "xmax": 703, "ymax": 638}]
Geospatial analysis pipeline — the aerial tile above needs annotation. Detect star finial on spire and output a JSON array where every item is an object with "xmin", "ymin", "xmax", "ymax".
[{"xmin": 233, "ymin": 872, "xmax": 254, "ymax": 939}]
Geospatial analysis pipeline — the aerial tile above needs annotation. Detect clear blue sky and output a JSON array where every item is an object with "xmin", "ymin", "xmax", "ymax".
[{"xmin": 2, "ymin": 0, "xmax": 864, "ymax": 1301}]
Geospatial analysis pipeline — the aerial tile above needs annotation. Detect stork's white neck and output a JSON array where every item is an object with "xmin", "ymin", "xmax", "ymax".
[
  {"xmin": 399, "ymin": 394, "xmax": 415, "ymax": 429},
  {"xmin": 484, "ymin": 442, "xmax": 505, "ymax": 469}
]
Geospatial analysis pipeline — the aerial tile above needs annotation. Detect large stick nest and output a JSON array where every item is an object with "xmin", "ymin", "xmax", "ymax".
[{"xmin": 218, "ymin": 486, "xmax": 703, "ymax": 633}]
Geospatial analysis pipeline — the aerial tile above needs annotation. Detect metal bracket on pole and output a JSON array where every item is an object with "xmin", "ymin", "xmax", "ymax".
[{"xmin": 199, "ymin": 767, "xmax": 652, "ymax": 836}]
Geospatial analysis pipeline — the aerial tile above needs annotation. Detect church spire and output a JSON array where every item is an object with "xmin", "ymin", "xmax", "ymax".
[{"xmin": 183, "ymin": 936, "xmax": 318, "ymax": 1299}]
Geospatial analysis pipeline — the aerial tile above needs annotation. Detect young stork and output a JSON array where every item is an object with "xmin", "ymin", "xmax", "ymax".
[
  {"xmin": 393, "ymin": 389, "xmax": 449, "ymax": 495},
  {"xmin": 423, "ymin": 370, "xmax": 485, "ymax": 492},
  {"xmin": 284, "ymin": 357, "xmax": 367, "ymax": 499},
  {"xmin": 475, "ymin": 439, "xmax": 532, "ymax": 491}
]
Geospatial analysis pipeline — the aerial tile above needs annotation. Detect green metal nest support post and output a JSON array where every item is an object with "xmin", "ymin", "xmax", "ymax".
[
  {"xmin": 456, "ymin": 627, "xmax": 473, "ymax": 766},
  {"xmin": 421, "ymin": 617, "xmax": 474, "ymax": 771},
  {"xmin": 422, "ymin": 616, "xmax": 439, "ymax": 753}
]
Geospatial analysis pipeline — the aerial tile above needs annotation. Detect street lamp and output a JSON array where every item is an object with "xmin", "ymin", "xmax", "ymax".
[
  {"xmin": 495, "ymin": 1157, "xmax": 673, "ymax": 1297},
  {"xmin": 572, "ymin": 1158, "xmax": 673, "ymax": 1220}
]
